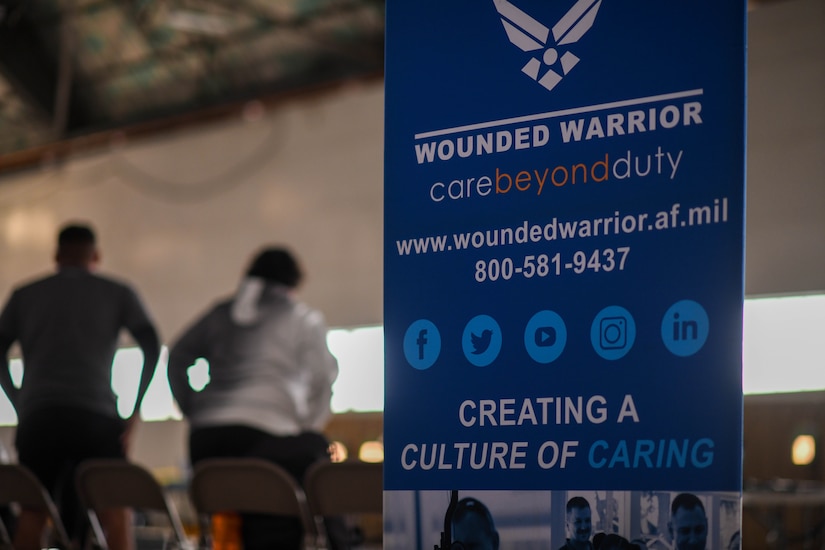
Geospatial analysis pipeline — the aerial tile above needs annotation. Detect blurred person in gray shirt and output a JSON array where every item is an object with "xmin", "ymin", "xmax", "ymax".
[
  {"xmin": 0, "ymin": 222, "xmax": 160, "ymax": 550},
  {"xmin": 167, "ymin": 246, "xmax": 341, "ymax": 550}
]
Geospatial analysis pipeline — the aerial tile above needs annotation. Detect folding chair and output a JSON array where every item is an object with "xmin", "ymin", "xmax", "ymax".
[
  {"xmin": 0, "ymin": 463, "xmax": 73, "ymax": 550},
  {"xmin": 189, "ymin": 458, "xmax": 316, "ymax": 550},
  {"xmin": 304, "ymin": 460, "xmax": 383, "ymax": 549},
  {"xmin": 75, "ymin": 459, "xmax": 191, "ymax": 550}
]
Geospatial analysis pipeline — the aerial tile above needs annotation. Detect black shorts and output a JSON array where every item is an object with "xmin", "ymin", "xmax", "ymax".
[
  {"xmin": 189, "ymin": 425, "xmax": 330, "ymax": 482},
  {"xmin": 15, "ymin": 406, "xmax": 126, "ymax": 537}
]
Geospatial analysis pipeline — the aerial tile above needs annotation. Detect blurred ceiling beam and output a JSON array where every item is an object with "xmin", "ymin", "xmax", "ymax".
[{"xmin": 0, "ymin": 71, "xmax": 382, "ymax": 177}]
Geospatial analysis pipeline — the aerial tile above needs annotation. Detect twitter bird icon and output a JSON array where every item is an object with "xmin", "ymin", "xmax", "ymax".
[
  {"xmin": 471, "ymin": 329, "xmax": 493, "ymax": 354},
  {"xmin": 463, "ymin": 315, "xmax": 502, "ymax": 367}
]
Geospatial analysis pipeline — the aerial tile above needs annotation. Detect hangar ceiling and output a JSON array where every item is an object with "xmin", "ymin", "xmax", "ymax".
[
  {"xmin": 0, "ymin": 0, "xmax": 789, "ymax": 175},
  {"xmin": 0, "ymin": 0, "xmax": 384, "ymax": 173}
]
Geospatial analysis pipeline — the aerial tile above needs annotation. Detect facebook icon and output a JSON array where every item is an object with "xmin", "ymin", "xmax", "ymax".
[
  {"xmin": 404, "ymin": 319, "xmax": 441, "ymax": 370},
  {"xmin": 417, "ymin": 329, "xmax": 428, "ymax": 360}
]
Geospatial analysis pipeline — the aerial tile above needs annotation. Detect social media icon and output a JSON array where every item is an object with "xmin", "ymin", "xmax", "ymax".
[
  {"xmin": 403, "ymin": 319, "xmax": 441, "ymax": 370},
  {"xmin": 416, "ymin": 329, "xmax": 429, "ymax": 359},
  {"xmin": 535, "ymin": 327, "xmax": 556, "ymax": 347},
  {"xmin": 661, "ymin": 300, "xmax": 709, "ymax": 357},
  {"xmin": 591, "ymin": 306, "xmax": 635, "ymax": 360},
  {"xmin": 462, "ymin": 315, "xmax": 502, "ymax": 367},
  {"xmin": 471, "ymin": 329, "xmax": 493, "ymax": 354},
  {"xmin": 525, "ymin": 310, "xmax": 567, "ymax": 364},
  {"xmin": 600, "ymin": 317, "xmax": 626, "ymax": 349}
]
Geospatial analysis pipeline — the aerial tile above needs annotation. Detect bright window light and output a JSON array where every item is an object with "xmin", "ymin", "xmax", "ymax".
[
  {"xmin": 1, "ymin": 293, "xmax": 823, "ymax": 427},
  {"xmin": 743, "ymin": 293, "xmax": 825, "ymax": 394},
  {"xmin": 0, "ymin": 324, "xmax": 385, "ymax": 425},
  {"xmin": 327, "ymin": 325, "xmax": 385, "ymax": 413},
  {"xmin": 111, "ymin": 346, "xmax": 182, "ymax": 421},
  {"xmin": 9, "ymin": 359, "xmax": 22, "ymax": 387},
  {"xmin": 188, "ymin": 358, "xmax": 210, "ymax": 391},
  {"xmin": 0, "ymin": 358, "xmax": 21, "ymax": 425}
]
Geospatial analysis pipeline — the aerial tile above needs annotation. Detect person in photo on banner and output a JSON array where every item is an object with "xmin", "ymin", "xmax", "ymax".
[
  {"xmin": 635, "ymin": 491, "xmax": 670, "ymax": 550},
  {"xmin": 559, "ymin": 496, "xmax": 594, "ymax": 550},
  {"xmin": 450, "ymin": 497, "xmax": 500, "ymax": 550},
  {"xmin": 668, "ymin": 493, "xmax": 708, "ymax": 550}
]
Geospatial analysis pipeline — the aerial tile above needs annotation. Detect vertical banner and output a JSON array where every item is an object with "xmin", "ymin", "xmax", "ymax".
[{"xmin": 384, "ymin": 2, "xmax": 746, "ymax": 549}]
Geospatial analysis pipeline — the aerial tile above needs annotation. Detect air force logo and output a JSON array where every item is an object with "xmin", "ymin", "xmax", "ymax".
[{"xmin": 493, "ymin": 0, "xmax": 602, "ymax": 92}]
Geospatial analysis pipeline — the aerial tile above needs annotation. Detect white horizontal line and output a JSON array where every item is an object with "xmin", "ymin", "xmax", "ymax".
[{"xmin": 413, "ymin": 89, "xmax": 705, "ymax": 140}]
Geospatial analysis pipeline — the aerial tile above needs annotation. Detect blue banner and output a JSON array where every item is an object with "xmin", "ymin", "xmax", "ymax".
[{"xmin": 384, "ymin": 2, "xmax": 745, "ymax": 545}]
